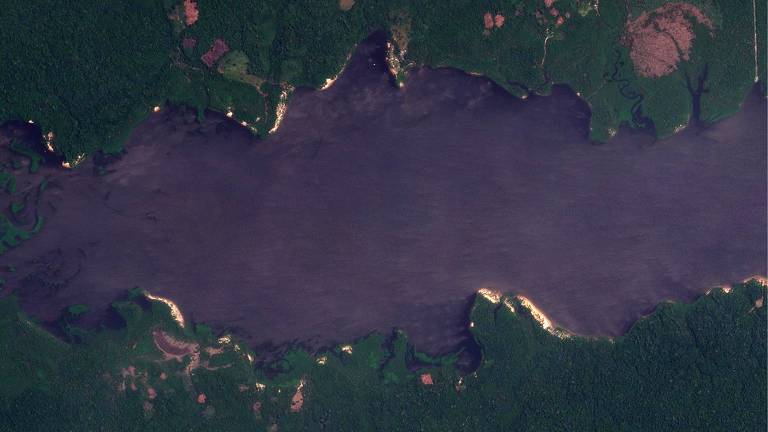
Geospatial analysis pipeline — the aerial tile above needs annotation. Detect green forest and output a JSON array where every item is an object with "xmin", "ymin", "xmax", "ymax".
[
  {"xmin": 0, "ymin": 280, "xmax": 764, "ymax": 431},
  {"xmin": 0, "ymin": 2, "xmax": 766, "ymax": 429},
  {"xmin": 0, "ymin": 0, "xmax": 765, "ymax": 163}
]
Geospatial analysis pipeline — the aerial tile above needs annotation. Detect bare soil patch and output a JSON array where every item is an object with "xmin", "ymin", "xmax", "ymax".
[
  {"xmin": 290, "ymin": 380, "xmax": 305, "ymax": 412},
  {"xmin": 202, "ymin": 39, "xmax": 229, "ymax": 67},
  {"xmin": 483, "ymin": 13, "xmax": 494, "ymax": 30},
  {"xmin": 339, "ymin": 0, "xmax": 355, "ymax": 11},
  {"xmin": 153, "ymin": 329, "xmax": 198, "ymax": 359},
  {"xmin": 624, "ymin": 3, "xmax": 713, "ymax": 78},
  {"xmin": 184, "ymin": 0, "xmax": 199, "ymax": 25}
]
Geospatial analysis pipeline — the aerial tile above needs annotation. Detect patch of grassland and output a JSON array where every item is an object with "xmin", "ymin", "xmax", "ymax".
[{"xmin": 218, "ymin": 50, "xmax": 268, "ymax": 90}]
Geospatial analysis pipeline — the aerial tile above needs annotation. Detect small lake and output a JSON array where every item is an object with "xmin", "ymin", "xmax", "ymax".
[{"xmin": 2, "ymin": 38, "xmax": 766, "ymax": 355}]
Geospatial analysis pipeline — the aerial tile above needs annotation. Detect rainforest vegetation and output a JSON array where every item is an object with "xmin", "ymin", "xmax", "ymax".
[
  {"xmin": 0, "ymin": 0, "xmax": 765, "ymax": 162},
  {"xmin": 0, "ymin": 141, "xmax": 45, "ymax": 256},
  {"xmin": 0, "ymin": 2, "xmax": 766, "ymax": 429},
  {"xmin": 0, "ymin": 280, "xmax": 764, "ymax": 431}
]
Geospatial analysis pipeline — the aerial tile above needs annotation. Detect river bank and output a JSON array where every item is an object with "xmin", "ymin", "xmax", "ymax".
[{"xmin": 0, "ymin": 38, "xmax": 765, "ymax": 358}]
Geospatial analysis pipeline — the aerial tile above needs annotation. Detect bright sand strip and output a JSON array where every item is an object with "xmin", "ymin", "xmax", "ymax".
[
  {"xmin": 476, "ymin": 288, "xmax": 567, "ymax": 338},
  {"xmin": 477, "ymin": 287, "xmax": 502, "ymax": 304},
  {"xmin": 514, "ymin": 295, "xmax": 570, "ymax": 339},
  {"xmin": 320, "ymin": 52, "xmax": 353, "ymax": 91},
  {"xmin": 145, "ymin": 293, "xmax": 185, "ymax": 328},
  {"xmin": 269, "ymin": 88, "xmax": 291, "ymax": 134},
  {"xmin": 516, "ymin": 296, "xmax": 555, "ymax": 332}
]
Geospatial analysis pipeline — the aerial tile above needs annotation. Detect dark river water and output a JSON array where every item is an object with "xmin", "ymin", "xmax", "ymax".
[{"xmin": 2, "ymin": 39, "xmax": 766, "ymax": 355}]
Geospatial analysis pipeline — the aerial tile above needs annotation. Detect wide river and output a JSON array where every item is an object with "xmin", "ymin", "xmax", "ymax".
[{"xmin": 2, "ymin": 39, "xmax": 766, "ymax": 355}]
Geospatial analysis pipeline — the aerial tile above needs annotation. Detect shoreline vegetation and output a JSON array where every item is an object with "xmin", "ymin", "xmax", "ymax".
[
  {"xmin": 0, "ymin": 1, "xmax": 766, "ymax": 428},
  {"xmin": 0, "ymin": 0, "xmax": 765, "ymax": 165},
  {"xmin": 0, "ymin": 279, "xmax": 765, "ymax": 430}
]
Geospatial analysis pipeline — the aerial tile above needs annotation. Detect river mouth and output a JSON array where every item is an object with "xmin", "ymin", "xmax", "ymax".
[{"xmin": 1, "ymin": 37, "xmax": 765, "ymax": 357}]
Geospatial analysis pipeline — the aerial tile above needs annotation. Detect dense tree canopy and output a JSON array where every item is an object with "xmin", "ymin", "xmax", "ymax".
[
  {"xmin": 0, "ymin": 281, "xmax": 765, "ymax": 430},
  {"xmin": 0, "ymin": 0, "xmax": 764, "ymax": 161}
]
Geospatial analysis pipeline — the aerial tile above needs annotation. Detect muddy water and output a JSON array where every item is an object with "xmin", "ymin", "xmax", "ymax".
[{"xmin": 2, "ymin": 40, "xmax": 766, "ymax": 355}]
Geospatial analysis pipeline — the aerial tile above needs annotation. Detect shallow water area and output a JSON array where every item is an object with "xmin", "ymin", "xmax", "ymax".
[{"xmin": 2, "ymin": 39, "xmax": 766, "ymax": 355}]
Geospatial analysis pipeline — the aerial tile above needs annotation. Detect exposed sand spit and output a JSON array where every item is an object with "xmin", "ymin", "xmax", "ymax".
[
  {"xmin": 477, "ymin": 288, "xmax": 502, "ymax": 304},
  {"xmin": 145, "ymin": 293, "xmax": 186, "ymax": 328}
]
